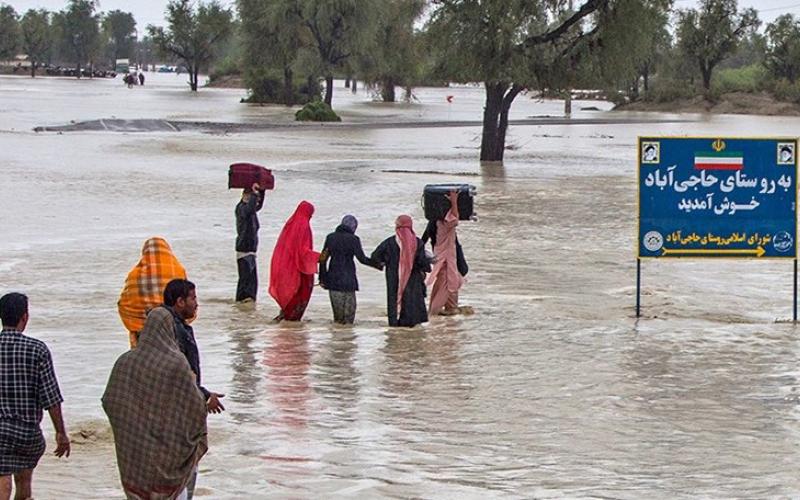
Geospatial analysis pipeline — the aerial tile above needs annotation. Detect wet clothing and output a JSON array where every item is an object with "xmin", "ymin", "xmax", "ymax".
[
  {"xmin": 269, "ymin": 201, "xmax": 320, "ymax": 320},
  {"xmin": 319, "ymin": 225, "xmax": 379, "ymax": 292},
  {"xmin": 236, "ymin": 255, "xmax": 258, "ymax": 302},
  {"xmin": 319, "ymin": 224, "xmax": 379, "ymax": 324},
  {"xmin": 427, "ymin": 209, "xmax": 464, "ymax": 315},
  {"xmin": 102, "ymin": 307, "xmax": 208, "ymax": 500},
  {"xmin": 235, "ymin": 193, "xmax": 264, "ymax": 253},
  {"xmin": 280, "ymin": 274, "xmax": 315, "ymax": 321},
  {"xmin": 422, "ymin": 219, "xmax": 468, "ymax": 277},
  {"xmin": 119, "ymin": 237, "xmax": 187, "ymax": 347},
  {"xmin": 0, "ymin": 328, "xmax": 63, "ymax": 475},
  {"xmin": 235, "ymin": 192, "xmax": 264, "ymax": 302},
  {"xmin": 371, "ymin": 236, "xmax": 431, "ymax": 327},
  {"xmin": 328, "ymin": 291, "xmax": 357, "ymax": 324},
  {"xmin": 167, "ymin": 306, "xmax": 210, "ymax": 401}
]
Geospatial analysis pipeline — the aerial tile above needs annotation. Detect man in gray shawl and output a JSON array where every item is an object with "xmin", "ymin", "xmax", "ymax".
[{"xmin": 102, "ymin": 307, "xmax": 208, "ymax": 500}]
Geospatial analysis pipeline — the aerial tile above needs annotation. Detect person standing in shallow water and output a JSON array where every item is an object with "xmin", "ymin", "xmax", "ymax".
[
  {"xmin": 118, "ymin": 237, "xmax": 188, "ymax": 348},
  {"xmin": 102, "ymin": 307, "xmax": 208, "ymax": 500},
  {"xmin": 319, "ymin": 215, "xmax": 381, "ymax": 324},
  {"xmin": 235, "ymin": 183, "xmax": 265, "ymax": 302},
  {"xmin": 163, "ymin": 279, "xmax": 224, "ymax": 499},
  {"xmin": 371, "ymin": 215, "xmax": 432, "ymax": 327},
  {"xmin": 425, "ymin": 190, "xmax": 465, "ymax": 316},
  {"xmin": 269, "ymin": 201, "xmax": 320, "ymax": 321},
  {"xmin": 0, "ymin": 293, "xmax": 70, "ymax": 500}
]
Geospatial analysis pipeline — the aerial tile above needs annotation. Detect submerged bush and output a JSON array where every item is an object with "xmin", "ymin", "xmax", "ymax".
[
  {"xmin": 295, "ymin": 100, "xmax": 341, "ymax": 122},
  {"xmin": 242, "ymin": 68, "xmax": 321, "ymax": 105}
]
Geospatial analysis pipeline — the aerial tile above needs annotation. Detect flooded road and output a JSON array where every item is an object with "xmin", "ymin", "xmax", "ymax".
[{"xmin": 2, "ymin": 73, "xmax": 800, "ymax": 498}]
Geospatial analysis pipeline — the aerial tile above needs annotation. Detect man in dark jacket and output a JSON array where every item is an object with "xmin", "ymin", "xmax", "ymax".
[
  {"xmin": 163, "ymin": 279, "xmax": 224, "ymax": 499},
  {"xmin": 235, "ymin": 183, "xmax": 265, "ymax": 302},
  {"xmin": 319, "ymin": 215, "xmax": 381, "ymax": 324}
]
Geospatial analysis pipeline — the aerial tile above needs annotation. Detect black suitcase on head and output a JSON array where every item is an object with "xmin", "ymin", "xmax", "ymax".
[{"xmin": 422, "ymin": 184, "xmax": 476, "ymax": 221}]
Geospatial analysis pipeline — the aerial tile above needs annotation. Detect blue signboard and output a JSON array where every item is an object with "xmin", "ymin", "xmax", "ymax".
[{"xmin": 638, "ymin": 137, "xmax": 798, "ymax": 258}]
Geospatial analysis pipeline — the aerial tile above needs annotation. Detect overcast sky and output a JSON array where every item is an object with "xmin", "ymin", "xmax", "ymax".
[{"xmin": 2, "ymin": 0, "xmax": 800, "ymax": 30}]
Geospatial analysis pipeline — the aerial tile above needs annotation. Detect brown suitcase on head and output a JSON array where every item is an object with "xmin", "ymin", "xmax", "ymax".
[{"xmin": 228, "ymin": 163, "xmax": 275, "ymax": 190}]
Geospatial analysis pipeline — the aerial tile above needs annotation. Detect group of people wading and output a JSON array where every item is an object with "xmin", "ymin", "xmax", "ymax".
[
  {"xmin": 233, "ymin": 184, "xmax": 469, "ymax": 327},
  {"xmin": 0, "ymin": 184, "xmax": 469, "ymax": 500}
]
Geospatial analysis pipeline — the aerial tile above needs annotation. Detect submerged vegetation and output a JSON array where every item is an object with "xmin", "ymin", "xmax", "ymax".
[{"xmin": 2, "ymin": 0, "xmax": 800, "ymax": 162}]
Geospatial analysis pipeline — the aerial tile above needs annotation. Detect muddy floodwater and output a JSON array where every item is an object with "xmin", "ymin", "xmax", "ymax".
[{"xmin": 3, "ymin": 73, "xmax": 800, "ymax": 499}]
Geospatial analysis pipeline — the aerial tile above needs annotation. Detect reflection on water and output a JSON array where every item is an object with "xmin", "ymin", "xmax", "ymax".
[
  {"xmin": 4, "ymin": 74, "xmax": 800, "ymax": 497},
  {"xmin": 264, "ymin": 325, "xmax": 312, "ymax": 430}
]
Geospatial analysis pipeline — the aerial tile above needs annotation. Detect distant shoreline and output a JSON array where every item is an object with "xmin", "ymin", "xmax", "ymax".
[{"xmin": 615, "ymin": 91, "xmax": 800, "ymax": 116}]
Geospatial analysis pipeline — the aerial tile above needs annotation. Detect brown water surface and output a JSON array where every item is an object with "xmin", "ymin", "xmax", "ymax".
[{"xmin": 1, "ymin": 73, "xmax": 799, "ymax": 498}]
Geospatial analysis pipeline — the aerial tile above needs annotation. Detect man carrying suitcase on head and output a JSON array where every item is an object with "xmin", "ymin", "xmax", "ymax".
[{"xmin": 235, "ymin": 183, "xmax": 265, "ymax": 302}]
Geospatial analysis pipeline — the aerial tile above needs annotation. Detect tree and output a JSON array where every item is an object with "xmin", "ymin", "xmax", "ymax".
[
  {"xmin": 764, "ymin": 14, "xmax": 800, "ymax": 83},
  {"xmin": 102, "ymin": 10, "xmax": 136, "ymax": 69},
  {"xmin": 427, "ymin": 0, "xmax": 654, "ymax": 164},
  {"xmin": 135, "ymin": 35, "xmax": 156, "ymax": 70},
  {"xmin": 55, "ymin": 0, "xmax": 101, "ymax": 78},
  {"xmin": 0, "ymin": 4, "xmax": 19, "ymax": 61},
  {"xmin": 297, "ymin": 0, "xmax": 380, "ymax": 106},
  {"xmin": 676, "ymin": 0, "xmax": 759, "ymax": 92},
  {"xmin": 149, "ymin": 0, "xmax": 233, "ymax": 91},
  {"xmin": 20, "ymin": 9, "xmax": 51, "ymax": 77},
  {"xmin": 360, "ymin": 0, "xmax": 425, "ymax": 102},
  {"xmin": 239, "ymin": 0, "xmax": 313, "ymax": 105}
]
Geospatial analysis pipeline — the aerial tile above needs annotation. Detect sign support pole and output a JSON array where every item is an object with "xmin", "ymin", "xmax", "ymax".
[
  {"xmin": 794, "ymin": 259, "xmax": 797, "ymax": 323},
  {"xmin": 636, "ymin": 258, "xmax": 641, "ymax": 318}
]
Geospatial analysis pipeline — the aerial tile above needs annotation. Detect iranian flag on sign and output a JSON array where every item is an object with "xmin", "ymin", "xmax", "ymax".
[{"xmin": 694, "ymin": 151, "xmax": 744, "ymax": 170}]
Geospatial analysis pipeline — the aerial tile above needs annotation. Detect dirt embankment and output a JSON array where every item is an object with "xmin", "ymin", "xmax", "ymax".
[
  {"xmin": 616, "ymin": 91, "xmax": 800, "ymax": 116},
  {"xmin": 205, "ymin": 74, "xmax": 245, "ymax": 88}
]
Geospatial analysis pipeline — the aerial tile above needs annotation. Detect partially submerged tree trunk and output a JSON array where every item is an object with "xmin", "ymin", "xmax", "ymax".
[
  {"xmin": 564, "ymin": 89, "xmax": 572, "ymax": 116},
  {"xmin": 324, "ymin": 75, "xmax": 334, "ymax": 105},
  {"xmin": 190, "ymin": 65, "xmax": 199, "ymax": 91},
  {"xmin": 283, "ymin": 67, "xmax": 294, "ymax": 106},
  {"xmin": 381, "ymin": 77, "xmax": 396, "ymax": 102},
  {"xmin": 345, "ymin": 76, "xmax": 351, "ymax": 88},
  {"xmin": 351, "ymin": 79, "xmax": 357, "ymax": 94},
  {"xmin": 76, "ymin": 62, "xmax": 82, "ymax": 79},
  {"xmin": 30, "ymin": 61, "xmax": 36, "ymax": 78},
  {"xmin": 480, "ymin": 82, "xmax": 524, "ymax": 165}
]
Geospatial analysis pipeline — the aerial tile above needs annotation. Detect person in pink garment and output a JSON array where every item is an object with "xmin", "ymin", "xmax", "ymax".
[{"xmin": 426, "ymin": 190, "xmax": 464, "ymax": 316}]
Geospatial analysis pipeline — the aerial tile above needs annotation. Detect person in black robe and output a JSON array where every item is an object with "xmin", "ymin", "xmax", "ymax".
[{"xmin": 370, "ymin": 215, "xmax": 431, "ymax": 327}]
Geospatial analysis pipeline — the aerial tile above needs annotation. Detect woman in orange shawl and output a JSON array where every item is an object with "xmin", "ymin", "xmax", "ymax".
[
  {"xmin": 118, "ymin": 237, "xmax": 187, "ymax": 347},
  {"xmin": 269, "ymin": 201, "xmax": 320, "ymax": 321}
]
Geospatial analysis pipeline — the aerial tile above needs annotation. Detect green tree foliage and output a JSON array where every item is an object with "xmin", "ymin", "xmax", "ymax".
[
  {"xmin": 764, "ymin": 14, "xmax": 800, "ymax": 83},
  {"xmin": 238, "ymin": 0, "xmax": 316, "ymax": 105},
  {"xmin": 676, "ymin": 0, "xmax": 759, "ymax": 92},
  {"xmin": 136, "ymin": 35, "xmax": 157, "ymax": 70},
  {"xmin": 149, "ymin": 0, "xmax": 233, "ymax": 91},
  {"xmin": 720, "ymin": 31, "xmax": 765, "ymax": 69},
  {"xmin": 102, "ymin": 10, "xmax": 137, "ymax": 69},
  {"xmin": 20, "ymin": 9, "xmax": 51, "ymax": 77},
  {"xmin": 427, "ymin": 0, "xmax": 658, "ymax": 164},
  {"xmin": 0, "ymin": 4, "xmax": 19, "ymax": 61},
  {"xmin": 546, "ymin": 1, "xmax": 672, "ymax": 102},
  {"xmin": 359, "ymin": 0, "xmax": 425, "ymax": 102},
  {"xmin": 297, "ymin": 0, "xmax": 380, "ymax": 106},
  {"xmin": 54, "ymin": 0, "xmax": 101, "ymax": 78}
]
